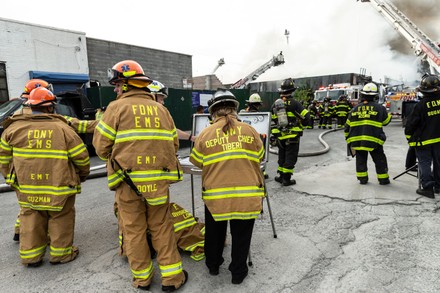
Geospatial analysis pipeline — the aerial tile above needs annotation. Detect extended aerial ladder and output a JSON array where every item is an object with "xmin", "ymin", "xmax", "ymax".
[
  {"xmin": 359, "ymin": 0, "xmax": 440, "ymax": 75},
  {"xmin": 230, "ymin": 51, "xmax": 285, "ymax": 89}
]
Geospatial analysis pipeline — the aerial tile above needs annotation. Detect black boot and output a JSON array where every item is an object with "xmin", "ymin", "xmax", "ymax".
[
  {"xmin": 274, "ymin": 173, "xmax": 283, "ymax": 184},
  {"xmin": 282, "ymin": 174, "xmax": 296, "ymax": 186}
]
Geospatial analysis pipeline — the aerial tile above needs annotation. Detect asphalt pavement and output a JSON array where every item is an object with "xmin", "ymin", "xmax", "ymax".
[{"xmin": 1, "ymin": 120, "xmax": 440, "ymax": 293}]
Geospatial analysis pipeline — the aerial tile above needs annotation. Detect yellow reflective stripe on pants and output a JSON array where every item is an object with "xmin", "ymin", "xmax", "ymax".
[
  {"xmin": 132, "ymin": 261, "xmax": 154, "ymax": 280},
  {"xmin": 20, "ymin": 244, "xmax": 47, "ymax": 259},
  {"xmin": 159, "ymin": 261, "xmax": 183, "ymax": 277},
  {"xmin": 50, "ymin": 245, "xmax": 73, "ymax": 257}
]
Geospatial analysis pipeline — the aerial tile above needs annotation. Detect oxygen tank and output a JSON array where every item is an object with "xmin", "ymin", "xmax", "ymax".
[{"xmin": 274, "ymin": 98, "xmax": 288, "ymax": 129}]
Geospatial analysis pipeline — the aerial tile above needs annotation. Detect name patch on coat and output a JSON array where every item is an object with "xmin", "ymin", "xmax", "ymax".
[
  {"xmin": 27, "ymin": 129, "xmax": 53, "ymax": 148},
  {"xmin": 132, "ymin": 105, "xmax": 161, "ymax": 128}
]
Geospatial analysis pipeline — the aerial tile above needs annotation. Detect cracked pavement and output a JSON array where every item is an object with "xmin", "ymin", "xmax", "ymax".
[{"xmin": 1, "ymin": 120, "xmax": 440, "ymax": 293}]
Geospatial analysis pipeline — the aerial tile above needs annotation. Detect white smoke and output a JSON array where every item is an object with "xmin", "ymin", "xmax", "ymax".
[{"xmin": 215, "ymin": 0, "xmax": 439, "ymax": 86}]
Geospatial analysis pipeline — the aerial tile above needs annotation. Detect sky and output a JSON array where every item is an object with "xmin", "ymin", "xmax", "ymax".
[{"xmin": 2, "ymin": 0, "xmax": 439, "ymax": 85}]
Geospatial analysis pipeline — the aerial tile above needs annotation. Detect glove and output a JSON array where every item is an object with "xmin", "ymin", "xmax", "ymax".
[{"xmin": 80, "ymin": 176, "xmax": 87, "ymax": 182}]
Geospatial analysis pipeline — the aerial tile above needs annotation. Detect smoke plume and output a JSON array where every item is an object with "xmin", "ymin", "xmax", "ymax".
[{"xmin": 217, "ymin": 0, "xmax": 439, "ymax": 86}]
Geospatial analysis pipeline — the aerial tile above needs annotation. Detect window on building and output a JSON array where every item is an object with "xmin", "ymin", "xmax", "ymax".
[{"xmin": 0, "ymin": 63, "xmax": 9, "ymax": 103}]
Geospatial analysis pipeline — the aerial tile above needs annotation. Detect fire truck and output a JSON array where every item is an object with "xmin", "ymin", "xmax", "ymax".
[
  {"xmin": 385, "ymin": 87, "xmax": 418, "ymax": 117},
  {"xmin": 359, "ymin": 0, "xmax": 440, "ymax": 75},
  {"xmin": 230, "ymin": 51, "xmax": 285, "ymax": 89},
  {"xmin": 313, "ymin": 83, "xmax": 363, "ymax": 106}
]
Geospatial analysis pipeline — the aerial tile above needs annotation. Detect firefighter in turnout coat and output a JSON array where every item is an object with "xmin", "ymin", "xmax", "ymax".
[
  {"xmin": 318, "ymin": 97, "xmax": 334, "ymax": 129},
  {"xmin": 12, "ymin": 79, "xmax": 99, "ymax": 242},
  {"xmin": 93, "ymin": 60, "xmax": 187, "ymax": 291},
  {"xmin": 345, "ymin": 83, "xmax": 392, "ymax": 185},
  {"xmin": 335, "ymin": 94, "xmax": 352, "ymax": 128},
  {"xmin": 404, "ymin": 74, "xmax": 440, "ymax": 198},
  {"xmin": 0, "ymin": 87, "xmax": 90, "ymax": 267},
  {"xmin": 190, "ymin": 89, "xmax": 265, "ymax": 285},
  {"xmin": 271, "ymin": 78, "xmax": 310, "ymax": 186}
]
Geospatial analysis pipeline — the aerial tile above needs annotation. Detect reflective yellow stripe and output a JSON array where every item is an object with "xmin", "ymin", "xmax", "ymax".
[
  {"xmin": 159, "ymin": 261, "xmax": 183, "ymax": 277},
  {"xmin": 132, "ymin": 262, "xmax": 154, "ymax": 279},
  {"xmin": 50, "ymin": 246, "xmax": 73, "ymax": 257},
  {"xmin": 146, "ymin": 196, "xmax": 168, "ymax": 206},
  {"xmin": 212, "ymin": 211, "xmax": 261, "ymax": 221},
  {"xmin": 174, "ymin": 218, "xmax": 197, "ymax": 232},
  {"xmin": 115, "ymin": 129, "xmax": 174, "ymax": 144},
  {"xmin": 356, "ymin": 172, "xmax": 368, "ymax": 177},
  {"xmin": 96, "ymin": 121, "xmax": 116, "ymax": 141},
  {"xmin": 20, "ymin": 244, "xmax": 47, "ymax": 259},
  {"xmin": 202, "ymin": 186, "xmax": 264, "ymax": 200}
]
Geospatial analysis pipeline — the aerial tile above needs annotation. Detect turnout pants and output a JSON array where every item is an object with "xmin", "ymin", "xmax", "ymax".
[
  {"xmin": 355, "ymin": 146, "xmax": 389, "ymax": 182},
  {"xmin": 337, "ymin": 116, "xmax": 347, "ymax": 128},
  {"xmin": 19, "ymin": 195, "xmax": 76, "ymax": 265},
  {"xmin": 277, "ymin": 138, "xmax": 300, "ymax": 176},
  {"xmin": 116, "ymin": 183, "xmax": 185, "ymax": 289},
  {"xmin": 204, "ymin": 205, "xmax": 255, "ymax": 279},
  {"xmin": 415, "ymin": 144, "xmax": 440, "ymax": 190}
]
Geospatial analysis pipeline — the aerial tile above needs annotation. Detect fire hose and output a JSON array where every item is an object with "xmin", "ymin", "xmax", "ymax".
[{"xmin": 269, "ymin": 128, "xmax": 342, "ymax": 157}]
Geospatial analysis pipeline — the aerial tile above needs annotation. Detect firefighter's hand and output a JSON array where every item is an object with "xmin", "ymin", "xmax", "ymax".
[{"xmin": 80, "ymin": 176, "xmax": 87, "ymax": 182}]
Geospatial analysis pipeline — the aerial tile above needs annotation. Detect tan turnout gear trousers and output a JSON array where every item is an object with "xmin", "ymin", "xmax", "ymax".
[
  {"xmin": 116, "ymin": 184, "xmax": 185, "ymax": 288},
  {"xmin": 19, "ymin": 196, "xmax": 78, "ymax": 264}
]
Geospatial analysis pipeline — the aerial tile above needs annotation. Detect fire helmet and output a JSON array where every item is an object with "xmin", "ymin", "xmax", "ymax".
[
  {"xmin": 418, "ymin": 74, "xmax": 440, "ymax": 94},
  {"xmin": 108, "ymin": 60, "xmax": 152, "ymax": 89},
  {"xmin": 147, "ymin": 80, "xmax": 168, "ymax": 98},
  {"xmin": 360, "ymin": 83, "xmax": 379, "ymax": 96},
  {"xmin": 22, "ymin": 79, "xmax": 53, "ymax": 99},
  {"xmin": 246, "ymin": 93, "xmax": 262, "ymax": 103},
  {"xmin": 208, "ymin": 89, "xmax": 239, "ymax": 114},
  {"xmin": 279, "ymin": 78, "xmax": 297, "ymax": 95},
  {"xmin": 25, "ymin": 87, "xmax": 57, "ymax": 107}
]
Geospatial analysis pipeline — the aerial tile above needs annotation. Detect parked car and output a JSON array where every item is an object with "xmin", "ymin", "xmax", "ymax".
[{"xmin": 0, "ymin": 91, "xmax": 97, "ymax": 153}]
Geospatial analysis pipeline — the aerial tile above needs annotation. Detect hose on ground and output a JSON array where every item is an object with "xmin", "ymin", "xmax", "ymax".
[{"xmin": 269, "ymin": 128, "xmax": 343, "ymax": 157}]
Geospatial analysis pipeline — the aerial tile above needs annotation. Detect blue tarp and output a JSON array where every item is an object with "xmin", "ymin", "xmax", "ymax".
[{"xmin": 29, "ymin": 71, "xmax": 89, "ymax": 84}]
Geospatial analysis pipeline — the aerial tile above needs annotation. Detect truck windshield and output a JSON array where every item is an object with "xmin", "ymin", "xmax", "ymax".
[
  {"xmin": 0, "ymin": 99, "xmax": 23, "ymax": 118},
  {"xmin": 315, "ymin": 89, "xmax": 346, "ymax": 102}
]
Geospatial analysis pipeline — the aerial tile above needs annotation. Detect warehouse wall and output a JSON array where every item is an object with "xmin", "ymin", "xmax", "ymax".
[
  {"xmin": 0, "ymin": 17, "xmax": 88, "ymax": 99},
  {"xmin": 86, "ymin": 38, "xmax": 192, "ymax": 89}
]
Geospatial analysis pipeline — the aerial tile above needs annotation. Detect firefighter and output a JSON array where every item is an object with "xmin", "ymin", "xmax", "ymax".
[
  {"xmin": 93, "ymin": 60, "xmax": 187, "ymax": 291},
  {"xmin": 147, "ymin": 80, "xmax": 195, "ymax": 142},
  {"xmin": 306, "ymin": 100, "xmax": 319, "ymax": 129},
  {"xmin": 240, "ymin": 93, "xmax": 269, "ymax": 178},
  {"xmin": 169, "ymin": 202, "xmax": 205, "ymax": 261},
  {"xmin": 345, "ymin": 82, "xmax": 392, "ymax": 185},
  {"xmin": 404, "ymin": 74, "xmax": 440, "ymax": 198},
  {"xmin": 335, "ymin": 94, "xmax": 352, "ymax": 128},
  {"xmin": 240, "ymin": 93, "xmax": 263, "ymax": 112},
  {"xmin": 271, "ymin": 78, "xmax": 310, "ymax": 186},
  {"xmin": 0, "ymin": 87, "xmax": 90, "ymax": 267},
  {"xmin": 12, "ymin": 79, "xmax": 99, "ymax": 242},
  {"xmin": 115, "ymin": 201, "xmax": 206, "ymax": 262},
  {"xmin": 190, "ymin": 89, "xmax": 265, "ymax": 285},
  {"xmin": 318, "ymin": 97, "xmax": 334, "ymax": 129}
]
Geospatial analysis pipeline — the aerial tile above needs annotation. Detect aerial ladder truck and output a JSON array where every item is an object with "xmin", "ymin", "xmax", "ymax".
[
  {"xmin": 359, "ymin": 0, "xmax": 440, "ymax": 75},
  {"xmin": 230, "ymin": 51, "xmax": 285, "ymax": 89}
]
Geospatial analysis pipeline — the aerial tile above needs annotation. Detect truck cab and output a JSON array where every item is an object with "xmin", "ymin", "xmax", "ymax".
[{"xmin": 314, "ymin": 83, "xmax": 362, "ymax": 106}]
